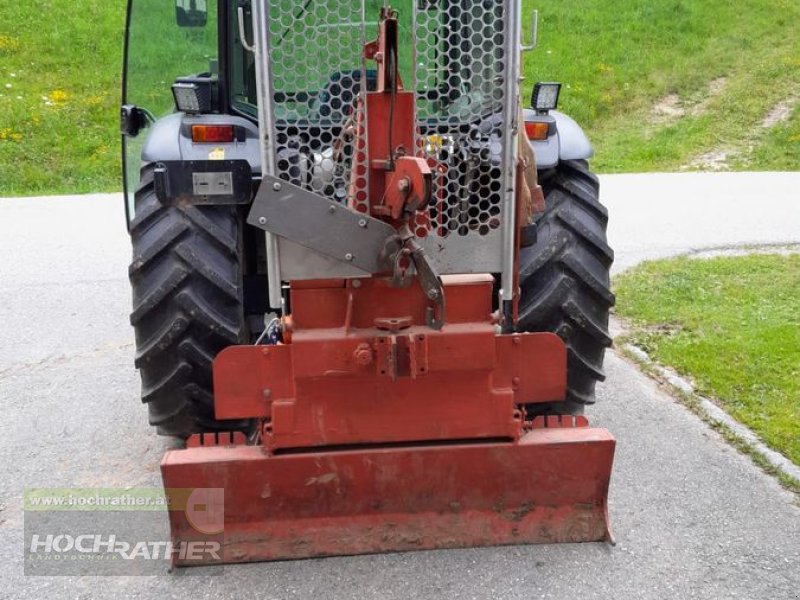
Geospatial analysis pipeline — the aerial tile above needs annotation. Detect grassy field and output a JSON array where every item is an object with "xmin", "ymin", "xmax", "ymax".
[
  {"xmin": 615, "ymin": 254, "xmax": 800, "ymax": 467},
  {"xmin": 1, "ymin": 0, "xmax": 799, "ymax": 195}
]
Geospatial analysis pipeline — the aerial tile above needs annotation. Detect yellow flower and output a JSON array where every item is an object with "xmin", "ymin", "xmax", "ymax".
[
  {"xmin": 0, "ymin": 35, "xmax": 21, "ymax": 52},
  {"xmin": 0, "ymin": 128, "xmax": 22, "ymax": 142},
  {"xmin": 50, "ymin": 89, "xmax": 68, "ymax": 103},
  {"xmin": 90, "ymin": 144, "xmax": 109, "ymax": 160}
]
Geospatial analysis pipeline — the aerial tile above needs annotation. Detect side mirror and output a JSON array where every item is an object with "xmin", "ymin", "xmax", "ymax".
[
  {"xmin": 120, "ymin": 105, "xmax": 149, "ymax": 138},
  {"xmin": 176, "ymin": 0, "xmax": 208, "ymax": 28}
]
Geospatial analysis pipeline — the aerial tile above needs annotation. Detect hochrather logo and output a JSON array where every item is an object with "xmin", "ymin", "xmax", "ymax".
[
  {"xmin": 28, "ymin": 534, "xmax": 221, "ymax": 561},
  {"xmin": 24, "ymin": 487, "xmax": 225, "ymax": 575}
]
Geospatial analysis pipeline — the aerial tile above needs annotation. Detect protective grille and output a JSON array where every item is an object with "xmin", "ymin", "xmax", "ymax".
[
  {"xmin": 414, "ymin": 1, "xmax": 508, "ymax": 246},
  {"xmin": 263, "ymin": 0, "xmax": 515, "ymax": 275},
  {"xmin": 264, "ymin": 0, "xmax": 371, "ymax": 207}
]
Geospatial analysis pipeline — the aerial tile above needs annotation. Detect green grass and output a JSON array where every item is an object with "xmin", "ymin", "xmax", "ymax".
[
  {"xmin": 0, "ymin": 1, "xmax": 124, "ymax": 194},
  {"xmin": 1, "ymin": 0, "xmax": 799, "ymax": 195},
  {"xmin": 523, "ymin": 0, "xmax": 800, "ymax": 172},
  {"xmin": 615, "ymin": 254, "xmax": 800, "ymax": 467}
]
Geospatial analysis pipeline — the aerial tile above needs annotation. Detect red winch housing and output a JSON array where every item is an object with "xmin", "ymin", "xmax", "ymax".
[
  {"xmin": 160, "ymin": 6, "xmax": 615, "ymax": 566},
  {"xmin": 161, "ymin": 275, "xmax": 614, "ymax": 565}
]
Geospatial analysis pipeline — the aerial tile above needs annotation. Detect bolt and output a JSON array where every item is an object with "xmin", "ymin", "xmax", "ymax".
[
  {"xmin": 358, "ymin": 219, "xmax": 367, "ymax": 228},
  {"xmin": 354, "ymin": 343, "xmax": 373, "ymax": 366},
  {"xmin": 352, "ymin": 279, "xmax": 362, "ymax": 288},
  {"xmin": 261, "ymin": 347, "xmax": 270, "ymax": 356},
  {"xmin": 513, "ymin": 336, "xmax": 521, "ymax": 346},
  {"xmin": 345, "ymin": 253, "xmax": 354, "ymax": 261},
  {"xmin": 262, "ymin": 389, "xmax": 272, "ymax": 399},
  {"xmin": 258, "ymin": 216, "xmax": 267, "ymax": 225},
  {"xmin": 512, "ymin": 377, "xmax": 520, "ymax": 389},
  {"xmin": 427, "ymin": 289, "xmax": 439, "ymax": 300},
  {"xmin": 272, "ymin": 182, "xmax": 282, "ymax": 191},
  {"xmin": 328, "ymin": 205, "xmax": 336, "ymax": 214}
]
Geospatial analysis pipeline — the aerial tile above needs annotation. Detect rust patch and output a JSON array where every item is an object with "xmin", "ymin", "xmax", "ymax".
[{"xmin": 507, "ymin": 502, "xmax": 536, "ymax": 523}]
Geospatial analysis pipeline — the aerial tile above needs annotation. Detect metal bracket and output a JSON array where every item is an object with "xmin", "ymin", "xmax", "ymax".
[
  {"xmin": 153, "ymin": 160, "xmax": 253, "ymax": 205},
  {"xmin": 247, "ymin": 175, "xmax": 398, "ymax": 273},
  {"xmin": 374, "ymin": 333, "xmax": 429, "ymax": 381},
  {"xmin": 390, "ymin": 230, "xmax": 446, "ymax": 330}
]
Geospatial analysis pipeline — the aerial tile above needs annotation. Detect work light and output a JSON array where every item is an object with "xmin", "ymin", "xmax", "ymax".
[
  {"xmin": 171, "ymin": 80, "xmax": 212, "ymax": 114},
  {"xmin": 531, "ymin": 82, "xmax": 561, "ymax": 113}
]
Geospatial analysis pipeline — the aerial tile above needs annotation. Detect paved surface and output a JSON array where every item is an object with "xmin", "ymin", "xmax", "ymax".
[
  {"xmin": 1, "ymin": 173, "xmax": 799, "ymax": 599},
  {"xmin": 604, "ymin": 172, "xmax": 800, "ymax": 273}
]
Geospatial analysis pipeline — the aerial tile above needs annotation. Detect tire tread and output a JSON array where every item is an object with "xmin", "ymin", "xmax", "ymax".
[
  {"xmin": 519, "ymin": 160, "xmax": 615, "ymax": 415},
  {"xmin": 129, "ymin": 167, "xmax": 249, "ymax": 436}
]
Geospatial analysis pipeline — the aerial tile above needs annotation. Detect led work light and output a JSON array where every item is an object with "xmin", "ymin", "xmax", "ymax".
[
  {"xmin": 171, "ymin": 80, "xmax": 212, "ymax": 114},
  {"xmin": 531, "ymin": 82, "xmax": 561, "ymax": 113}
]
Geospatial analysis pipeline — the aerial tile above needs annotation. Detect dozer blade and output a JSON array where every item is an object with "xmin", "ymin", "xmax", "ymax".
[{"xmin": 161, "ymin": 424, "xmax": 614, "ymax": 565}]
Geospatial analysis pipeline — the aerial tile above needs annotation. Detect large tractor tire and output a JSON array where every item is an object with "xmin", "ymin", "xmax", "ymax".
[
  {"xmin": 128, "ymin": 168, "xmax": 250, "ymax": 436},
  {"xmin": 518, "ymin": 159, "xmax": 615, "ymax": 415}
]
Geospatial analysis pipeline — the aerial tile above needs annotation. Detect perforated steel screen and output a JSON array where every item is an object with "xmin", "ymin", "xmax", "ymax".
[{"xmin": 261, "ymin": 0, "xmax": 517, "ymax": 275}]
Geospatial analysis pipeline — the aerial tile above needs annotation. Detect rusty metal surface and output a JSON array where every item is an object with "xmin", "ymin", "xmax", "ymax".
[
  {"xmin": 171, "ymin": 268, "xmax": 613, "ymax": 565},
  {"xmin": 211, "ymin": 276, "xmax": 567, "ymax": 449},
  {"xmin": 161, "ymin": 426, "xmax": 615, "ymax": 565}
]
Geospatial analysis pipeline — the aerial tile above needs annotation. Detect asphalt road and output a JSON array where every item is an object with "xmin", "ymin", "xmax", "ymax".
[{"xmin": 1, "ymin": 173, "xmax": 799, "ymax": 599}]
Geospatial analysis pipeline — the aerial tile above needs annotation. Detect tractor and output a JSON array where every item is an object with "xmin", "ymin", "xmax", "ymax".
[{"xmin": 121, "ymin": 0, "xmax": 616, "ymax": 565}]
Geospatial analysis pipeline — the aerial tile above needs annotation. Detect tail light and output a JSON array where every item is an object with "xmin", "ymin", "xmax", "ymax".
[
  {"xmin": 191, "ymin": 125, "xmax": 235, "ymax": 143},
  {"xmin": 524, "ymin": 121, "xmax": 550, "ymax": 141}
]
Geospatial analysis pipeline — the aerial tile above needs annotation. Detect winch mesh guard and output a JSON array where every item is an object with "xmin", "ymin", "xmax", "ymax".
[{"xmin": 261, "ymin": 0, "xmax": 514, "ymax": 274}]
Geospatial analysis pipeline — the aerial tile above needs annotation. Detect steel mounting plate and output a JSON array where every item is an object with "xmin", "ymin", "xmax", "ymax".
[{"xmin": 247, "ymin": 175, "xmax": 398, "ymax": 273}]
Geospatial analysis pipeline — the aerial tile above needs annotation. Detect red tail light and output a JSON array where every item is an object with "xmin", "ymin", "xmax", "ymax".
[{"xmin": 191, "ymin": 125, "xmax": 235, "ymax": 143}]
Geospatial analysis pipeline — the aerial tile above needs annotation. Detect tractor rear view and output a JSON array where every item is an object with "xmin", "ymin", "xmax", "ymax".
[{"xmin": 121, "ymin": 0, "xmax": 615, "ymax": 565}]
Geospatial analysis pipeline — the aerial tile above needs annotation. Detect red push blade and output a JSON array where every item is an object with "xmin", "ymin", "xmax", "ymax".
[{"xmin": 161, "ymin": 426, "xmax": 615, "ymax": 565}]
